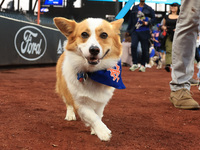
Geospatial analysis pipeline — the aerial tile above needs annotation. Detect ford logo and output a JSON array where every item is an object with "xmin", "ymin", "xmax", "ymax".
[{"xmin": 14, "ymin": 26, "xmax": 47, "ymax": 61}]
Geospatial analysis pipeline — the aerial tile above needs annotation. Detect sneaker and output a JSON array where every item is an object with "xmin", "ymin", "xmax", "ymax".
[
  {"xmin": 189, "ymin": 78, "xmax": 199, "ymax": 86},
  {"xmin": 129, "ymin": 64, "xmax": 138, "ymax": 71},
  {"xmin": 145, "ymin": 64, "xmax": 151, "ymax": 68},
  {"xmin": 139, "ymin": 66, "xmax": 145, "ymax": 72},
  {"xmin": 169, "ymin": 89, "xmax": 199, "ymax": 110}
]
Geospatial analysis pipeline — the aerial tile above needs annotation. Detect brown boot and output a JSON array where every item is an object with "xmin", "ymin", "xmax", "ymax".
[{"xmin": 170, "ymin": 89, "xmax": 199, "ymax": 110}]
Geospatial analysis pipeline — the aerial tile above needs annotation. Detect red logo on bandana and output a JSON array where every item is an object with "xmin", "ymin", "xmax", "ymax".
[{"xmin": 107, "ymin": 64, "xmax": 120, "ymax": 82}]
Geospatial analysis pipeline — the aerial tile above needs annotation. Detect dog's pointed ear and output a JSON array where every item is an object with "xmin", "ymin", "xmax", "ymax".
[
  {"xmin": 111, "ymin": 19, "xmax": 124, "ymax": 34},
  {"xmin": 54, "ymin": 17, "xmax": 77, "ymax": 37}
]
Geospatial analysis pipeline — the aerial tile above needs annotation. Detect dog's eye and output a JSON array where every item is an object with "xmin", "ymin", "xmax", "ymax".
[
  {"xmin": 100, "ymin": 32, "xmax": 108, "ymax": 39},
  {"xmin": 81, "ymin": 32, "xmax": 89, "ymax": 39}
]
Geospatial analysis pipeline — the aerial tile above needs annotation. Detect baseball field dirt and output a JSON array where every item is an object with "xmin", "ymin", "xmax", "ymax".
[{"xmin": 0, "ymin": 65, "xmax": 200, "ymax": 150}]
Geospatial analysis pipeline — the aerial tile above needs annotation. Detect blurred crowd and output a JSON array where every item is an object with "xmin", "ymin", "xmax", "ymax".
[
  {"xmin": 121, "ymin": 0, "xmax": 200, "ymax": 110},
  {"xmin": 121, "ymin": 0, "xmax": 200, "ymax": 79}
]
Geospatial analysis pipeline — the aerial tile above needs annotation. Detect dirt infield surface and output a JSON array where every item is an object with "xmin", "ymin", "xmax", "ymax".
[{"xmin": 0, "ymin": 65, "xmax": 200, "ymax": 150}]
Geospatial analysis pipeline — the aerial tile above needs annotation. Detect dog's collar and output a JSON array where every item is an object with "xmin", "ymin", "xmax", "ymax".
[
  {"xmin": 77, "ymin": 72, "xmax": 88, "ymax": 82},
  {"xmin": 77, "ymin": 60, "xmax": 126, "ymax": 89}
]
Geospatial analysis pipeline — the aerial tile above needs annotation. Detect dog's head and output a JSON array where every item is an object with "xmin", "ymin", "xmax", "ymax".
[
  {"xmin": 137, "ymin": 11, "xmax": 145, "ymax": 18},
  {"xmin": 54, "ymin": 17, "xmax": 123, "ymax": 70}
]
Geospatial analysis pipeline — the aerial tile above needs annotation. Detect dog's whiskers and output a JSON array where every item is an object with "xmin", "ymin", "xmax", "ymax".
[{"xmin": 100, "ymin": 49, "xmax": 110, "ymax": 60}]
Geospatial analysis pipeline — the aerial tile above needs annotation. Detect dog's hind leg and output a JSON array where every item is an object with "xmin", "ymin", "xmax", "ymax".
[
  {"xmin": 65, "ymin": 105, "xmax": 76, "ymax": 121},
  {"xmin": 62, "ymin": 96, "xmax": 76, "ymax": 121}
]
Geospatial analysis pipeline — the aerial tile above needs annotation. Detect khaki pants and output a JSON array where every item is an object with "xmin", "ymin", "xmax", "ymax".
[
  {"xmin": 165, "ymin": 36, "xmax": 172, "ymax": 65},
  {"xmin": 170, "ymin": 0, "xmax": 200, "ymax": 91}
]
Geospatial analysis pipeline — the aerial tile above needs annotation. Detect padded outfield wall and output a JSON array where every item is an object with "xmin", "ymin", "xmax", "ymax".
[{"xmin": 0, "ymin": 15, "xmax": 66, "ymax": 66}]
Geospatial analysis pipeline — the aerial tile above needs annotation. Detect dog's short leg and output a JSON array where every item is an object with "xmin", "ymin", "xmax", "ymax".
[
  {"xmin": 90, "ymin": 104, "xmax": 106, "ymax": 135},
  {"xmin": 64, "ymin": 105, "xmax": 76, "ymax": 121},
  {"xmin": 95, "ymin": 103, "xmax": 106, "ymax": 119},
  {"xmin": 78, "ymin": 106, "xmax": 111, "ymax": 141}
]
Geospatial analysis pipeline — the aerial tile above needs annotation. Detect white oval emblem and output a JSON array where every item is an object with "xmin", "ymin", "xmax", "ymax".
[{"xmin": 14, "ymin": 26, "xmax": 47, "ymax": 61}]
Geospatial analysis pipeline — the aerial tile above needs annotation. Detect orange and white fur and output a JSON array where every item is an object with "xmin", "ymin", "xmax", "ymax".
[{"xmin": 54, "ymin": 17, "xmax": 124, "ymax": 141}]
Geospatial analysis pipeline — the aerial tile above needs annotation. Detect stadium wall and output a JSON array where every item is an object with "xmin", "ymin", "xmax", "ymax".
[{"xmin": 0, "ymin": 15, "xmax": 66, "ymax": 66}]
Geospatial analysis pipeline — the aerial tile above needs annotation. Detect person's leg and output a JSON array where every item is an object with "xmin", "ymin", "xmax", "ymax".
[
  {"xmin": 165, "ymin": 36, "xmax": 172, "ymax": 72},
  {"xmin": 137, "ymin": 42, "xmax": 142, "ymax": 65},
  {"xmin": 195, "ymin": 47, "xmax": 200, "ymax": 63},
  {"xmin": 130, "ymin": 32, "xmax": 139, "ymax": 71},
  {"xmin": 139, "ymin": 31, "xmax": 150, "ymax": 69},
  {"xmin": 170, "ymin": 0, "xmax": 200, "ymax": 91},
  {"xmin": 169, "ymin": 0, "xmax": 200, "ymax": 109},
  {"xmin": 165, "ymin": 37, "xmax": 172, "ymax": 65},
  {"xmin": 196, "ymin": 47, "xmax": 200, "ymax": 68},
  {"xmin": 131, "ymin": 32, "xmax": 139, "ymax": 64}
]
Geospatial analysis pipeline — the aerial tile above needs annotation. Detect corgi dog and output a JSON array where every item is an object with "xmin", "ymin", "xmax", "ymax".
[{"xmin": 54, "ymin": 17, "xmax": 125, "ymax": 141}]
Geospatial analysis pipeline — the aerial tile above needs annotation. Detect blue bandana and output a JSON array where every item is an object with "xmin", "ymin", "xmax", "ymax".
[{"xmin": 77, "ymin": 60, "xmax": 126, "ymax": 89}]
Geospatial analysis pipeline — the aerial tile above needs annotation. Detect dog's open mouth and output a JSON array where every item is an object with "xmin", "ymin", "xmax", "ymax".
[
  {"xmin": 86, "ymin": 49, "xmax": 110, "ymax": 65},
  {"xmin": 87, "ymin": 57, "xmax": 100, "ymax": 65}
]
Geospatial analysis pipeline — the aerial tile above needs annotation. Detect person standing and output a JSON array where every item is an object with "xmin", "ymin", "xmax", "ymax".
[
  {"xmin": 162, "ymin": 3, "xmax": 179, "ymax": 72},
  {"xmin": 169, "ymin": 0, "xmax": 200, "ymax": 109},
  {"xmin": 152, "ymin": 23, "xmax": 161, "ymax": 52},
  {"xmin": 127, "ymin": 0, "xmax": 155, "ymax": 72}
]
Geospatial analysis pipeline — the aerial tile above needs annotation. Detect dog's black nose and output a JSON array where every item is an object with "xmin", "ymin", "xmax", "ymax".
[{"xmin": 89, "ymin": 46, "xmax": 100, "ymax": 56}]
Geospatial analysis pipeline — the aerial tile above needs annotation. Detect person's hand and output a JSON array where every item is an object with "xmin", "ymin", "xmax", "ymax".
[
  {"xmin": 153, "ymin": 38, "xmax": 159, "ymax": 43},
  {"xmin": 162, "ymin": 26, "xmax": 167, "ymax": 31},
  {"xmin": 143, "ymin": 21, "xmax": 148, "ymax": 26}
]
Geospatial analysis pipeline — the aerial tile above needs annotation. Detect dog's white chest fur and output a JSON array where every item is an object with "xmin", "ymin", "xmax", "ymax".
[{"xmin": 62, "ymin": 51, "xmax": 115, "ymax": 104}]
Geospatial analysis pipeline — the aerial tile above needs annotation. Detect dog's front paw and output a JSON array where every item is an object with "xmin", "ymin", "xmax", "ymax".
[
  {"xmin": 93, "ymin": 120, "xmax": 112, "ymax": 141},
  {"xmin": 98, "ymin": 129, "xmax": 112, "ymax": 141}
]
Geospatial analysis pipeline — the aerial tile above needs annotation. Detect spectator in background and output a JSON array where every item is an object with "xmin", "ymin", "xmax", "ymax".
[
  {"xmin": 127, "ymin": 0, "xmax": 155, "ymax": 72},
  {"xmin": 121, "ymin": 33, "xmax": 132, "ymax": 67},
  {"xmin": 162, "ymin": 2, "xmax": 179, "ymax": 72},
  {"xmin": 169, "ymin": 0, "xmax": 200, "ymax": 109},
  {"xmin": 163, "ymin": 2, "xmax": 198, "ymax": 85},
  {"xmin": 152, "ymin": 23, "xmax": 161, "ymax": 52},
  {"xmin": 153, "ymin": 23, "xmax": 168, "ymax": 68},
  {"xmin": 158, "ymin": 23, "xmax": 167, "ymax": 65}
]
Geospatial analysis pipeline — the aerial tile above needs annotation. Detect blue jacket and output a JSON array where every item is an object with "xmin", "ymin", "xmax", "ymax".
[{"xmin": 127, "ymin": 4, "xmax": 156, "ymax": 34}]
